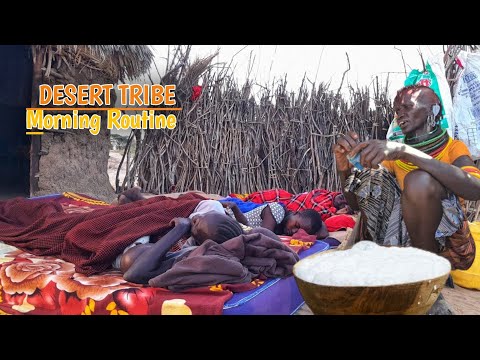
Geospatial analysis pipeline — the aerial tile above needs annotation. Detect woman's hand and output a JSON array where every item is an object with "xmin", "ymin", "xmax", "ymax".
[
  {"xmin": 221, "ymin": 201, "xmax": 249, "ymax": 226},
  {"xmin": 350, "ymin": 140, "xmax": 407, "ymax": 169},
  {"xmin": 333, "ymin": 131, "xmax": 360, "ymax": 172},
  {"xmin": 221, "ymin": 201, "xmax": 238, "ymax": 210}
]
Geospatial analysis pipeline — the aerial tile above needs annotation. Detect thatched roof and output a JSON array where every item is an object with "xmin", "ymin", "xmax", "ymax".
[{"xmin": 32, "ymin": 45, "xmax": 154, "ymax": 83}]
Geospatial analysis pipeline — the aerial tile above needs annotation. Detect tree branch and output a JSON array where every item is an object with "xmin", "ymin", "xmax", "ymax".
[{"xmin": 336, "ymin": 52, "xmax": 351, "ymax": 97}]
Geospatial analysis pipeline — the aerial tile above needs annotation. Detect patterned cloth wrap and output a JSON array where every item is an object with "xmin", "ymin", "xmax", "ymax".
[{"xmin": 231, "ymin": 188, "xmax": 341, "ymax": 221}]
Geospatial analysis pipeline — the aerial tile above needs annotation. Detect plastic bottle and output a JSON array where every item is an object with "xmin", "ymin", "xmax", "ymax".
[{"xmin": 347, "ymin": 152, "xmax": 364, "ymax": 170}]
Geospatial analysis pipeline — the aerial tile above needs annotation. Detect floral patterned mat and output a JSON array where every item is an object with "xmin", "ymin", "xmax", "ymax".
[{"xmin": 0, "ymin": 244, "xmax": 233, "ymax": 315}]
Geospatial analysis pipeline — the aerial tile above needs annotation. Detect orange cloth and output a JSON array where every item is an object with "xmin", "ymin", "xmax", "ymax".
[{"xmin": 382, "ymin": 139, "xmax": 472, "ymax": 190}]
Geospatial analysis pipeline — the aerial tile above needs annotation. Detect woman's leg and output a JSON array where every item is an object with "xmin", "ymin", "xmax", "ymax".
[{"xmin": 401, "ymin": 170, "xmax": 447, "ymax": 253}]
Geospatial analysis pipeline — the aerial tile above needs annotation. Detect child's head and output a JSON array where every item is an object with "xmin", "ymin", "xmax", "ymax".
[
  {"xmin": 191, "ymin": 212, "xmax": 244, "ymax": 245},
  {"xmin": 283, "ymin": 209, "xmax": 323, "ymax": 236}
]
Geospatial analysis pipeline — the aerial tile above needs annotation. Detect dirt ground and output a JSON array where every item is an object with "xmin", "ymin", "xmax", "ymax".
[{"xmin": 442, "ymin": 285, "xmax": 480, "ymax": 315}]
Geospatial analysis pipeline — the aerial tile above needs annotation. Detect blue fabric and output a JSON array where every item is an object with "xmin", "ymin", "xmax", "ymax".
[
  {"xmin": 219, "ymin": 197, "xmax": 264, "ymax": 213},
  {"xmin": 223, "ymin": 240, "xmax": 329, "ymax": 314},
  {"xmin": 321, "ymin": 237, "xmax": 341, "ymax": 248}
]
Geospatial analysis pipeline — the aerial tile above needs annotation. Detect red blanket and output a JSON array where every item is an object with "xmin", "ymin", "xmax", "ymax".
[
  {"xmin": 324, "ymin": 214, "xmax": 356, "ymax": 232},
  {"xmin": 234, "ymin": 188, "xmax": 341, "ymax": 221},
  {"xmin": 0, "ymin": 193, "xmax": 203, "ymax": 275}
]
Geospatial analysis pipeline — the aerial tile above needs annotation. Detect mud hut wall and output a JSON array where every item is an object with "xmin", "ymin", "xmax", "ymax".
[{"xmin": 33, "ymin": 53, "xmax": 116, "ymax": 202}]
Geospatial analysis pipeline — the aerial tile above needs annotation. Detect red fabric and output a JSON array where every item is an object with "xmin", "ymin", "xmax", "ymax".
[
  {"xmin": 290, "ymin": 228, "xmax": 317, "ymax": 242},
  {"xmin": 279, "ymin": 230, "xmax": 316, "ymax": 253},
  {"xmin": 244, "ymin": 188, "xmax": 341, "ymax": 221},
  {"xmin": 286, "ymin": 189, "xmax": 340, "ymax": 220},
  {"xmin": 0, "ymin": 193, "xmax": 204, "ymax": 276},
  {"xmin": 324, "ymin": 214, "xmax": 356, "ymax": 232},
  {"xmin": 246, "ymin": 189, "xmax": 293, "ymax": 204},
  {"xmin": 191, "ymin": 85, "xmax": 202, "ymax": 101},
  {"xmin": 0, "ymin": 248, "xmax": 231, "ymax": 315}
]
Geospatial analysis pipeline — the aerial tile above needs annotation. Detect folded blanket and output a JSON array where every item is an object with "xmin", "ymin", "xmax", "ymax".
[
  {"xmin": 149, "ymin": 232, "xmax": 300, "ymax": 291},
  {"xmin": 0, "ymin": 193, "xmax": 204, "ymax": 276}
]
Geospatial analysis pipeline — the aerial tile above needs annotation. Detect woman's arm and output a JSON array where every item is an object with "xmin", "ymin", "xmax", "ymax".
[
  {"xmin": 405, "ymin": 154, "xmax": 480, "ymax": 201},
  {"xmin": 221, "ymin": 202, "xmax": 249, "ymax": 225},
  {"xmin": 260, "ymin": 205, "xmax": 277, "ymax": 232},
  {"xmin": 123, "ymin": 218, "xmax": 191, "ymax": 284},
  {"xmin": 351, "ymin": 140, "xmax": 480, "ymax": 201}
]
